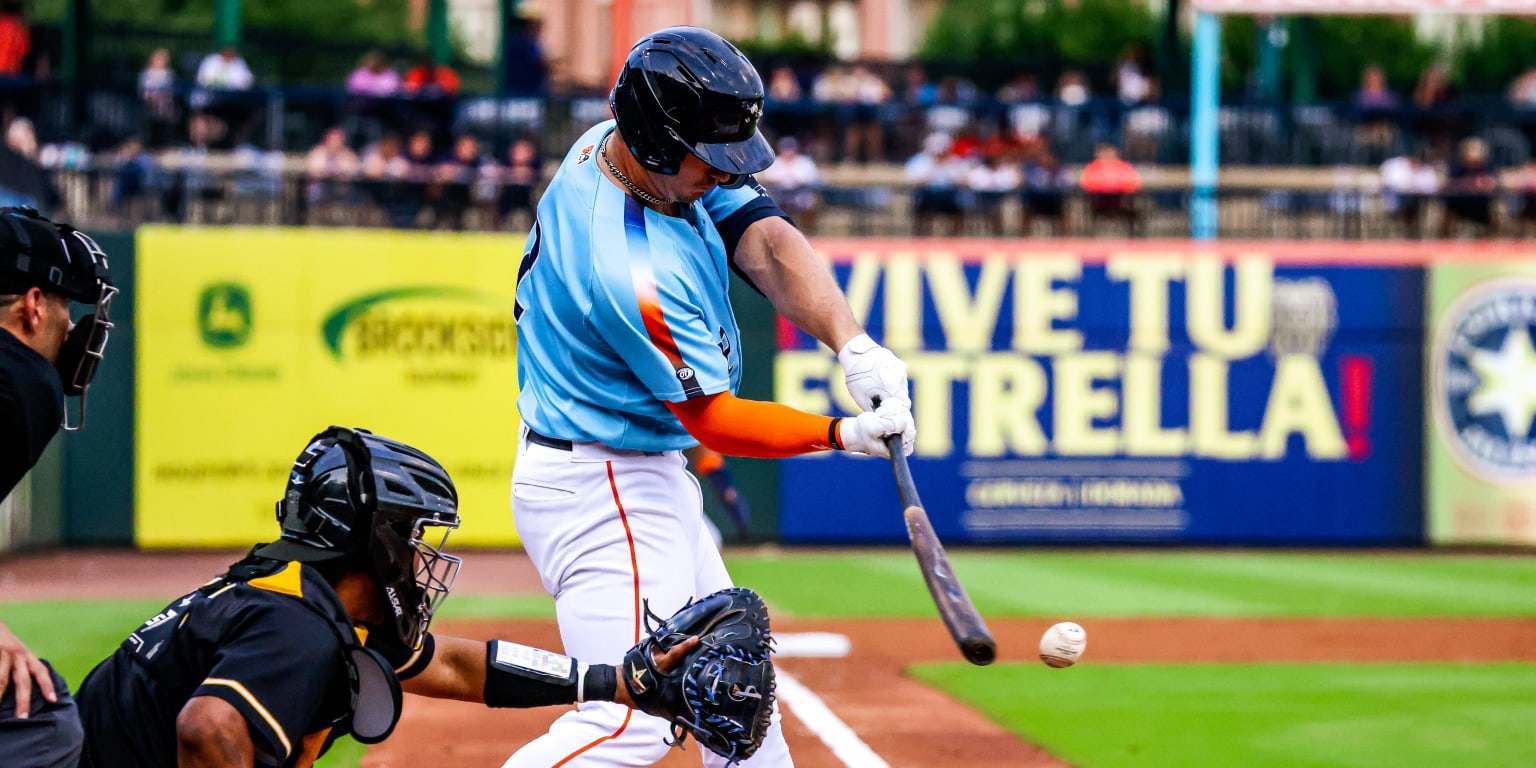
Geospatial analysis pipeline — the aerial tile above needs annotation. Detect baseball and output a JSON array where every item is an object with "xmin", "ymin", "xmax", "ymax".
[{"xmin": 1039, "ymin": 622, "xmax": 1087, "ymax": 668}]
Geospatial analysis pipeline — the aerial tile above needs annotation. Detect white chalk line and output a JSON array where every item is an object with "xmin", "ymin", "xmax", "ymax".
[{"xmin": 775, "ymin": 668, "xmax": 891, "ymax": 768}]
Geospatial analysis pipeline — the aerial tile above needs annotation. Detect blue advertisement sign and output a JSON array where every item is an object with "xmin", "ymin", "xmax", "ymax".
[{"xmin": 777, "ymin": 242, "xmax": 1425, "ymax": 545}]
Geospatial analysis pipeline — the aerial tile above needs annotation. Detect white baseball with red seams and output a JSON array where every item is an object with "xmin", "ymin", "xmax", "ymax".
[{"xmin": 1039, "ymin": 622, "xmax": 1088, "ymax": 668}]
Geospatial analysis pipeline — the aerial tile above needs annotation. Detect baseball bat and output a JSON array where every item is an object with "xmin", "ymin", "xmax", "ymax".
[{"xmin": 881, "ymin": 432, "xmax": 997, "ymax": 666}]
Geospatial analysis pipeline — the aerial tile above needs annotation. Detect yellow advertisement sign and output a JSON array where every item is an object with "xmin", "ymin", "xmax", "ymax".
[{"xmin": 136, "ymin": 227, "xmax": 524, "ymax": 547}]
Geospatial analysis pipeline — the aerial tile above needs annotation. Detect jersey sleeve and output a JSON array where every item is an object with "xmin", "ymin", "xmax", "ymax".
[
  {"xmin": 588, "ymin": 199, "xmax": 733, "ymax": 403},
  {"xmin": 700, "ymin": 177, "xmax": 790, "ymax": 262},
  {"xmin": 192, "ymin": 605, "xmax": 342, "ymax": 766}
]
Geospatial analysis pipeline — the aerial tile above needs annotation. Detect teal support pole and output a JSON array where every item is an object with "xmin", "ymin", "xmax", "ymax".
[
  {"xmin": 1191, "ymin": 12, "xmax": 1221, "ymax": 241},
  {"xmin": 428, "ymin": 0, "xmax": 452, "ymax": 65},
  {"xmin": 1255, "ymin": 18, "xmax": 1286, "ymax": 101},
  {"xmin": 214, "ymin": 0, "xmax": 241, "ymax": 48}
]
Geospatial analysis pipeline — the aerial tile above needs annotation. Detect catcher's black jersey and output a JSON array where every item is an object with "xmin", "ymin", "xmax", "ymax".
[{"xmin": 75, "ymin": 559, "xmax": 432, "ymax": 768}]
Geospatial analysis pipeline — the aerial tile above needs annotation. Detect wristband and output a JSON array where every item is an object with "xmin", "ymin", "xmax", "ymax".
[{"xmin": 582, "ymin": 663, "xmax": 617, "ymax": 704}]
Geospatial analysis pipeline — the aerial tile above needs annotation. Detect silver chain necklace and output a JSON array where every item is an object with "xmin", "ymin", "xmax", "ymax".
[{"xmin": 601, "ymin": 136, "xmax": 668, "ymax": 208}]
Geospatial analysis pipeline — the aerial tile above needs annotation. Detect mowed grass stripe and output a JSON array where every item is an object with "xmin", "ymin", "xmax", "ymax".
[
  {"xmin": 724, "ymin": 551, "xmax": 1536, "ymax": 618},
  {"xmin": 913, "ymin": 662, "xmax": 1536, "ymax": 768}
]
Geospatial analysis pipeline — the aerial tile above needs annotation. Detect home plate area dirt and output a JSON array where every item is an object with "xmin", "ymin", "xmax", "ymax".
[{"xmin": 364, "ymin": 616, "xmax": 1536, "ymax": 768}]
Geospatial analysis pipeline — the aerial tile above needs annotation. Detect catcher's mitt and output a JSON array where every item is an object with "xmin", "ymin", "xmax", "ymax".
[{"xmin": 622, "ymin": 587, "xmax": 775, "ymax": 764}]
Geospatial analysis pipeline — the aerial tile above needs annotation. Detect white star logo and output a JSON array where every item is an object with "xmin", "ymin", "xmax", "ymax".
[{"xmin": 1468, "ymin": 325, "xmax": 1536, "ymax": 440}]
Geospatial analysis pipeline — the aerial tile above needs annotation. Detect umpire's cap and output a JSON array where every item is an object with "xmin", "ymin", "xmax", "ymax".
[
  {"xmin": 0, "ymin": 206, "xmax": 113, "ymax": 303},
  {"xmin": 610, "ymin": 26, "xmax": 775, "ymax": 179}
]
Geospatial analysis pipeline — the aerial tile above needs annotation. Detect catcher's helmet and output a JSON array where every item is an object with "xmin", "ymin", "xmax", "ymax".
[
  {"xmin": 257, "ymin": 426, "xmax": 462, "ymax": 649},
  {"xmin": 609, "ymin": 26, "xmax": 774, "ymax": 179}
]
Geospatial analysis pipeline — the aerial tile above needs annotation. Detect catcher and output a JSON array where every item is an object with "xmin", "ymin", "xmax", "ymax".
[{"xmin": 73, "ymin": 426, "xmax": 774, "ymax": 767}]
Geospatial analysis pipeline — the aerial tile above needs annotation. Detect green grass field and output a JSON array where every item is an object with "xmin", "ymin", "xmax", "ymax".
[{"xmin": 4, "ymin": 550, "xmax": 1533, "ymax": 767}]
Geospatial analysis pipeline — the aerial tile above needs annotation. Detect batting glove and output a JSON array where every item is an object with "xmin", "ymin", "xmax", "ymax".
[
  {"xmin": 837, "ymin": 403, "xmax": 916, "ymax": 458},
  {"xmin": 839, "ymin": 334, "xmax": 911, "ymax": 412}
]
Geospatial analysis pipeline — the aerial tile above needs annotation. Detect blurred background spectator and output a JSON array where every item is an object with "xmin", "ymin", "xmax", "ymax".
[
  {"xmin": 905, "ymin": 131, "xmax": 968, "ymax": 236},
  {"xmin": 432, "ymin": 133, "xmax": 485, "ymax": 230},
  {"xmin": 304, "ymin": 126, "xmax": 361, "ymax": 224},
  {"xmin": 0, "ymin": 1, "xmax": 28, "ymax": 78},
  {"xmin": 758, "ymin": 136, "xmax": 822, "ymax": 232},
  {"xmin": 193, "ymin": 46, "xmax": 258, "ymax": 148},
  {"xmin": 1440, "ymin": 136, "xmax": 1498, "ymax": 237},
  {"xmin": 495, "ymin": 137, "xmax": 540, "ymax": 230},
  {"xmin": 1021, "ymin": 145, "xmax": 1071, "ymax": 235},
  {"xmin": 1080, "ymin": 142, "xmax": 1142, "ymax": 233},
  {"xmin": 139, "ymin": 49, "xmax": 179, "ymax": 150},
  {"xmin": 347, "ymin": 51, "xmax": 401, "ymax": 99},
  {"xmin": 1379, "ymin": 149, "xmax": 1439, "ymax": 238}
]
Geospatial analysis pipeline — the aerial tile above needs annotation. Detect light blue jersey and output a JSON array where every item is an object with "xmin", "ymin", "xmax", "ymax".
[{"xmin": 514, "ymin": 121, "xmax": 781, "ymax": 452}]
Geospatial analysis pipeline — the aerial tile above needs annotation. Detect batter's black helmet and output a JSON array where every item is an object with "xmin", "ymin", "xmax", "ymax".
[
  {"xmin": 257, "ymin": 427, "xmax": 462, "ymax": 649},
  {"xmin": 610, "ymin": 26, "xmax": 774, "ymax": 179}
]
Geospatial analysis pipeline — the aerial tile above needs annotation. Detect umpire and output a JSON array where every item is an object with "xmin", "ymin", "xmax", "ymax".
[
  {"xmin": 0, "ymin": 206, "xmax": 116, "ymax": 768},
  {"xmin": 75, "ymin": 426, "xmax": 692, "ymax": 768}
]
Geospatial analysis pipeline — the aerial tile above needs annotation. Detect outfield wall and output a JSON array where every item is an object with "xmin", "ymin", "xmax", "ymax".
[{"xmin": 26, "ymin": 231, "xmax": 1536, "ymax": 548}]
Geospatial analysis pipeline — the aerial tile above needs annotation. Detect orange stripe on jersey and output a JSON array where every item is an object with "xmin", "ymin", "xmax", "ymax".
[{"xmin": 623, "ymin": 196, "xmax": 705, "ymax": 398}]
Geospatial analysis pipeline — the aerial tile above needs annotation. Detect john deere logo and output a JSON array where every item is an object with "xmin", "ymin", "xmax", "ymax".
[
  {"xmin": 321, "ymin": 286, "xmax": 515, "ymax": 360},
  {"xmin": 198, "ymin": 283, "xmax": 252, "ymax": 348}
]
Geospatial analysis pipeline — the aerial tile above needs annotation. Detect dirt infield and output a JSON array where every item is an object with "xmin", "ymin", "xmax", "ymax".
[{"xmin": 7, "ymin": 551, "xmax": 1536, "ymax": 767}]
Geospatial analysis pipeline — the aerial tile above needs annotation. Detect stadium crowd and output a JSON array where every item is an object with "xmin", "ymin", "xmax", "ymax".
[{"xmin": 3, "ymin": 6, "xmax": 1536, "ymax": 236}]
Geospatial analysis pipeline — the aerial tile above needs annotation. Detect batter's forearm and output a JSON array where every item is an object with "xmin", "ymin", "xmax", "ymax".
[
  {"xmin": 735, "ymin": 217, "xmax": 861, "ymax": 351},
  {"xmin": 668, "ymin": 393, "xmax": 841, "ymax": 458}
]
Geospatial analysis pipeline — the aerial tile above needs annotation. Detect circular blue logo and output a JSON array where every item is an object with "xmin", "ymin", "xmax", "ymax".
[{"xmin": 1433, "ymin": 279, "xmax": 1536, "ymax": 479}]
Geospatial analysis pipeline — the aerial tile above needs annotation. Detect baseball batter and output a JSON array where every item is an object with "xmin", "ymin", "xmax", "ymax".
[{"xmin": 506, "ymin": 26, "xmax": 914, "ymax": 767}]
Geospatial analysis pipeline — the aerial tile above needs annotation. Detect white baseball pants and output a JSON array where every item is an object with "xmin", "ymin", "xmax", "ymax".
[{"xmin": 501, "ymin": 430, "xmax": 793, "ymax": 768}]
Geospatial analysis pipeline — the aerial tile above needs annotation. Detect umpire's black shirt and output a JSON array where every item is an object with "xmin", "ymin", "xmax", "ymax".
[
  {"xmin": 0, "ymin": 327, "xmax": 63, "ymax": 499},
  {"xmin": 75, "ymin": 560, "xmax": 433, "ymax": 768}
]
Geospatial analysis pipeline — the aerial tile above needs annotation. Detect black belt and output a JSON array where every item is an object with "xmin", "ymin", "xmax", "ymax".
[{"xmin": 525, "ymin": 428, "xmax": 573, "ymax": 451}]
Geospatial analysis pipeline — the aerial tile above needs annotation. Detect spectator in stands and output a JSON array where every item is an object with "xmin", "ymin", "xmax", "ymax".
[
  {"xmin": 1021, "ymin": 145, "xmax": 1070, "ymax": 235},
  {"xmin": 501, "ymin": 6, "xmax": 549, "ymax": 97},
  {"xmin": 1510, "ymin": 157, "xmax": 1536, "ymax": 237},
  {"xmin": 966, "ymin": 151, "xmax": 1022, "ymax": 236},
  {"xmin": 905, "ymin": 132, "xmax": 969, "ymax": 236},
  {"xmin": 1507, "ymin": 66, "xmax": 1536, "ymax": 109},
  {"xmin": 1378, "ymin": 149, "xmax": 1438, "ymax": 238},
  {"xmin": 1411, "ymin": 63, "xmax": 1461, "ymax": 157},
  {"xmin": 1080, "ymin": 142, "xmax": 1142, "ymax": 233},
  {"xmin": 195, "ymin": 46, "xmax": 254, "ymax": 92},
  {"xmin": 433, "ymin": 134, "xmax": 486, "ymax": 231},
  {"xmin": 1114, "ymin": 46, "xmax": 1151, "ymax": 106},
  {"xmin": 403, "ymin": 55, "xmax": 461, "ymax": 97},
  {"xmin": 304, "ymin": 126, "xmax": 361, "ymax": 223},
  {"xmin": 346, "ymin": 51, "xmax": 400, "ymax": 97},
  {"xmin": 1353, "ymin": 65, "xmax": 1399, "ymax": 157},
  {"xmin": 1356, "ymin": 65, "xmax": 1398, "ymax": 110},
  {"xmin": 758, "ymin": 136, "xmax": 822, "ymax": 232},
  {"xmin": 138, "ymin": 48, "xmax": 178, "ymax": 149},
  {"xmin": 1440, "ymin": 136, "xmax": 1498, "ymax": 237},
  {"xmin": 161, "ymin": 113, "xmax": 223, "ymax": 222},
  {"xmin": 0, "ymin": 117, "xmax": 55, "ymax": 211},
  {"xmin": 768, "ymin": 66, "xmax": 802, "ymax": 102},
  {"xmin": 903, "ymin": 66, "xmax": 939, "ymax": 106},
  {"xmin": 844, "ymin": 65, "xmax": 891, "ymax": 164},
  {"xmin": 495, "ymin": 137, "xmax": 540, "ymax": 229},
  {"xmin": 5, "ymin": 115, "xmax": 35, "ymax": 161},
  {"xmin": 393, "ymin": 129, "xmax": 439, "ymax": 227},
  {"xmin": 0, "ymin": 2, "xmax": 29, "ymax": 77},
  {"xmin": 193, "ymin": 46, "xmax": 257, "ymax": 148},
  {"xmin": 360, "ymin": 133, "xmax": 413, "ymax": 227},
  {"xmin": 997, "ymin": 73, "xmax": 1040, "ymax": 104},
  {"xmin": 1056, "ymin": 70, "xmax": 1091, "ymax": 107}
]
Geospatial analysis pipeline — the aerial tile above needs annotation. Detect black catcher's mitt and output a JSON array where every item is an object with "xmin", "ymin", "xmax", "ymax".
[{"xmin": 622, "ymin": 587, "xmax": 775, "ymax": 764}]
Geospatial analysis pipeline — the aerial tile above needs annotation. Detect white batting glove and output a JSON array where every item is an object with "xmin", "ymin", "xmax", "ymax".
[
  {"xmin": 837, "ymin": 403, "xmax": 916, "ymax": 458},
  {"xmin": 838, "ymin": 334, "xmax": 911, "ymax": 412}
]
